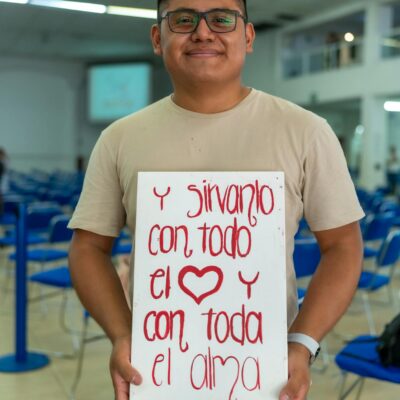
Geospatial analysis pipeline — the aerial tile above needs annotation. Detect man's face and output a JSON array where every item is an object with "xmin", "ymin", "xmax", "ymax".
[{"xmin": 151, "ymin": 0, "xmax": 255, "ymax": 88}]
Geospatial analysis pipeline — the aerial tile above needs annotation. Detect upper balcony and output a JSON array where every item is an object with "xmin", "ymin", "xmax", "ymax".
[
  {"xmin": 381, "ymin": 1, "xmax": 400, "ymax": 59},
  {"xmin": 281, "ymin": 11, "xmax": 365, "ymax": 79},
  {"xmin": 281, "ymin": 1, "xmax": 400, "ymax": 79}
]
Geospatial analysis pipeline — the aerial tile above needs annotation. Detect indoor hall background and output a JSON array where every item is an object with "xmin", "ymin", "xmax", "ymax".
[{"xmin": 1, "ymin": 0, "xmax": 400, "ymax": 399}]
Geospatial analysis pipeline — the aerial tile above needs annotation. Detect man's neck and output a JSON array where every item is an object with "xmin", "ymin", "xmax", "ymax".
[{"xmin": 172, "ymin": 83, "xmax": 251, "ymax": 114}]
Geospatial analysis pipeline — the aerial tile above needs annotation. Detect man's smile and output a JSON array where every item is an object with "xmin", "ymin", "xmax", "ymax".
[{"xmin": 185, "ymin": 48, "xmax": 222, "ymax": 57}]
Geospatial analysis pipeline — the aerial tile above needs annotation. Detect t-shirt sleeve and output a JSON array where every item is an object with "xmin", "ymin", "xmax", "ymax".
[
  {"xmin": 68, "ymin": 131, "xmax": 125, "ymax": 237},
  {"xmin": 303, "ymin": 120, "xmax": 365, "ymax": 231}
]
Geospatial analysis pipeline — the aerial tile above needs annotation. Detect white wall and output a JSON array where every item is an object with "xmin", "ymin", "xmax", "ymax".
[
  {"xmin": 0, "ymin": 56, "xmax": 83, "ymax": 172},
  {"xmin": 387, "ymin": 111, "xmax": 400, "ymax": 150},
  {"xmin": 243, "ymin": 30, "xmax": 278, "ymax": 95},
  {"xmin": 0, "ymin": 56, "xmax": 172, "ymax": 173}
]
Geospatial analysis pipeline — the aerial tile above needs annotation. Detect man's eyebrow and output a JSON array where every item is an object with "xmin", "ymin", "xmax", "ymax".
[
  {"xmin": 163, "ymin": 7, "xmax": 196, "ymax": 13},
  {"xmin": 164, "ymin": 7, "xmax": 239, "ymax": 13}
]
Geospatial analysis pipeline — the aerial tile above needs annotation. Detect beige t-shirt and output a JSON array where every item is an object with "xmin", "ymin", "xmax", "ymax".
[{"xmin": 69, "ymin": 89, "xmax": 364, "ymax": 327}]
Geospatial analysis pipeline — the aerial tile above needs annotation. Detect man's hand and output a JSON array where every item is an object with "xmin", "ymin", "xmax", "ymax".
[
  {"xmin": 110, "ymin": 335, "xmax": 142, "ymax": 400},
  {"xmin": 279, "ymin": 343, "xmax": 311, "ymax": 400}
]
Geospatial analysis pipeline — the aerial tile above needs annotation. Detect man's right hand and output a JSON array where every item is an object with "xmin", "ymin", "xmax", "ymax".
[{"xmin": 110, "ymin": 335, "xmax": 143, "ymax": 400}]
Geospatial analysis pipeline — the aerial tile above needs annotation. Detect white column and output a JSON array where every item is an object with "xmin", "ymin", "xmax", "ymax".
[
  {"xmin": 359, "ymin": 95, "xmax": 387, "ymax": 190},
  {"xmin": 358, "ymin": 1, "xmax": 391, "ymax": 190}
]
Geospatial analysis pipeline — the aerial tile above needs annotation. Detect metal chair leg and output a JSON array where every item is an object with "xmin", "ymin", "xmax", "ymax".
[
  {"xmin": 355, "ymin": 377, "xmax": 365, "ymax": 400},
  {"xmin": 361, "ymin": 291, "xmax": 376, "ymax": 335},
  {"xmin": 338, "ymin": 372, "xmax": 348, "ymax": 400},
  {"xmin": 338, "ymin": 374, "xmax": 364, "ymax": 400},
  {"xmin": 69, "ymin": 313, "xmax": 90, "ymax": 400},
  {"xmin": 1, "ymin": 258, "xmax": 14, "ymax": 299},
  {"xmin": 29, "ymin": 289, "xmax": 80, "ymax": 359},
  {"xmin": 69, "ymin": 313, "xmax": 107, "ymax": 399}
]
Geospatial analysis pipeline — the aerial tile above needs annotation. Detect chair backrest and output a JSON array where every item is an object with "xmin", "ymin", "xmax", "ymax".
[
  {"xmin": 49, "ymin": 215, "xmax": 73, "ymax": 243},
  {"xmin": 293, "ymin": 238, "xmax": 321, "ymax": 278},
  {"xmin": 26, "ymin": 207, "xmax": 63, "ymax": 231},
  {"xmin": 377, "ymin": 230, "xmax": 400, "ymax": 268},
  {"xmin": 363, "ymin": 212, "xmax": 395, "ymax": 242}
]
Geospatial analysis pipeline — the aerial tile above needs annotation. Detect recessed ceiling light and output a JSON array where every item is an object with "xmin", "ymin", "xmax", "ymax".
[
  {"xmin": 0, "ymin": 0, "xmax": 29, "ymax": 4},
  {"xmin": 344, "ymin": 32, "xmax": 355, "ymax": 42},
  {"xmin": 29, "ymin": 0, "xmax": 106, "ymax": 13},
  {"xmin": 384, "ymin": 101, "xmax": 400, "ymax": 112},
  {"xmin": 0, "ymin": 0, "xmax": 158, "ymax": 19},
  {"xmin": 107, "ymin": 6, "xmax": 157, "ymax": 19}
]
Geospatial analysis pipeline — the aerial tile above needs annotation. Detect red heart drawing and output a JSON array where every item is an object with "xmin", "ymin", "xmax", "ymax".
[{"xmin": 178, "ymin": 265, "xmax": 223, "ymax": 305}]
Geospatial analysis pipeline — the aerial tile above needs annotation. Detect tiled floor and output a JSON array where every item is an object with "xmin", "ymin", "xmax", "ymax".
[{"xmin": 1, "ymin": 267, "xmax": 400, "ymax": 399}]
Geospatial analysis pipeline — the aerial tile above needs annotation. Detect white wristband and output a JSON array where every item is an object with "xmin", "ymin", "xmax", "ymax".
[{"xmin": 287, "ymin": 333, "xmax": 320, "ymax": 357}]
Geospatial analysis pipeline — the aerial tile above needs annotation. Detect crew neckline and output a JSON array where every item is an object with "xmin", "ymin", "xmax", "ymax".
[{"xmin": 165, "ymin": 88, "xmax": 258, "ymax": 119}]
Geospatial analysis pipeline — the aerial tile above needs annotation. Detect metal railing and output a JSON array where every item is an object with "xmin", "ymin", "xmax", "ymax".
[
  {"xmin": 282, "ymin": 39, "xmax": 364, "ymax": 78},
  {"xmin": 381, "ymin": 26, "xmax": 400, "ymax": 59}
]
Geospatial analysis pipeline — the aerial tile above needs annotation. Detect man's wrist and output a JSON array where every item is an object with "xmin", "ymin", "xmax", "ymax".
[
  {"xmin": 110, "ymin": 330, "xmax": 132, "ymax": 345},
  {"xmin": 287, "ymin": 333, "xmax": 320, "ymax": 364}
]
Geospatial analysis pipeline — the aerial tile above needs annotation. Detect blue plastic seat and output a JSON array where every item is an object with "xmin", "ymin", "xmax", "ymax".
[
  {"xmin": 363, "ymin": 246, "xmax": 378, "ymax": 258},
  {"xmin": 293, "ymin": 238, "xmax": 321, "ymax": 306},
  {"xmin": 112, "ymin": 233, "xmax": 133, "ymax": 257},
  {"xmin": 358, "ymin": 271, "xmax": 389, "ymax": 290},
  {"xmin": 29, "ymin": 266, "xmax": 72, "ymax": 288},
  {"xmin": 9, "ymin": 248, "xmax": 68, "ymax": 262},
  {"xmin": 335, "ymin": 334, "xmax": 400, "ymax": 399},
  {"xmin": 293, "ymin": 238, "xmax": 321, "ymax": 279},
  {"xmin": 0, "ymin": 232, "xmax": 48, "ymax": 247}
]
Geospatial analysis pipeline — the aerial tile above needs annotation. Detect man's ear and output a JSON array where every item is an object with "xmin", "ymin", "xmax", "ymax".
[
  {"xmin": 151, "ymin": 24, "xmax": 163, "ymax": 56},
  {"xmin": 245, "ymin": 22, "xmax": 256, "ymax": 53}
]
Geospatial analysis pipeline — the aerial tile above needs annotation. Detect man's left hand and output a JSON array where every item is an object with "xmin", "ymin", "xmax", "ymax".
[{"xmin": 279, "ymin": 343, "xmax": 311, "ymax": 400}]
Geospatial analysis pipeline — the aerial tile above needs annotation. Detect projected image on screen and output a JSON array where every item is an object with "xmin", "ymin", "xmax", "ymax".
[{"xmin": 89, "ymin": 63, "xmax": 151, "ymax": 123}]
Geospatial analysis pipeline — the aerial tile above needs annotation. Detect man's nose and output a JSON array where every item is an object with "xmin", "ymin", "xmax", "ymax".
[{"xmin": 191, "ymin": 16, "xmax": 215, "ymax": 40}]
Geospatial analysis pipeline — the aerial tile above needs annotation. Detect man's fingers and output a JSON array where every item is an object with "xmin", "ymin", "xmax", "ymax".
[
  {"xmin": 115, "ymin": 360, "xmax": 143, "ymax": 385},
  {"xmin": 279, "ymin": 373, "xmax": 309, "ymax": 400},
  {"xmin": 112, "ymin": 373, "xmax": 130, "ymax": 400},
  {"xmin": 111, "ymin": 363, "xmax": 143, "ymax": 400},
  {"xmin": 110, "ymin": 338, "xmax": 143, "ymax": 400}
]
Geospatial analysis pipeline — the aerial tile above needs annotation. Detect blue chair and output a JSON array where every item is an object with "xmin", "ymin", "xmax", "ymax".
[
  {"xmin": 335, "ymin": 334, "xmax": 400, "ymax": 399},
  {"xmin": 2, "ymin": 215, "xmax": 72, "ymax": 297},
  {"xmin": 112, "ymin": 232, "xmax": 133, "ymax": 257},
  {"xmin": 8, "ymin": 215, "xmax": 72, "ymax": 265},
  {"xmin": 26, "ymin": 204, "xmax": 64, "ymax": 234},
  {"xmin": 294, "ymin": 218, "xmax": 311, "ymax": 239},
  {"xmin": 29, "ymin": 265, "xmax": 74, "ymax": 336},
  {"xmin": 362, "ymin": 213, "xmax": 395, "ymax": 259},
  {"xmin": 293, "ymin": 238, "xmax": 329, "ymax": 372},
  {"xmin": 293, "ymin": 238, "xmax": 321, "ymax": 279},
  {"xmin": 358, "ymin": 230, "xmax": 400, "ymax": 334}
]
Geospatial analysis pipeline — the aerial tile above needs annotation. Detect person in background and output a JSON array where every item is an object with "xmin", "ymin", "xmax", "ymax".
[
  {"xmin": 324, "ymin": 31, "xmax": 341, "ymax": 69},
  {"xmin": 68, "ymin": 1, "xmax": 364, "ymax": 399},
  {"xmin": 386, "ymin": 145, "xmax": 400, "ymax": 195},
  {"xmin": 0, "ymin": 147, "xmax": 9, "ymax": 216}
]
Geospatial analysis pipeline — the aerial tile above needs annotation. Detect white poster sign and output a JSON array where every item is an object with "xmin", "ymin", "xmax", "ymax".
[{"xmin": 131, "ymin": 172, "xmax": 287, "ymax": 400}]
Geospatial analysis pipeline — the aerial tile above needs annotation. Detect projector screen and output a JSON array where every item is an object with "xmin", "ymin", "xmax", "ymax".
[{"xmin": 88, "ymin": 63, "xmax": 152, "ymax": 123}]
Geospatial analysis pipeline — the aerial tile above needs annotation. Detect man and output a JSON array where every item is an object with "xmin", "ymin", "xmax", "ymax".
[{"xmin": 68, "ymin": 1, "xmax": 364, "ymax": 399}]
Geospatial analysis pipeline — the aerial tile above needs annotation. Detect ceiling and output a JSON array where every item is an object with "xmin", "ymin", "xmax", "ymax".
[{"xmin": 0, "ymin": 0, "xmax": 361, "ymax": 61}]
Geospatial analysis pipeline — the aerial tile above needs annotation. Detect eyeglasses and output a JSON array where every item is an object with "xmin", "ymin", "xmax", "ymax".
[{"xmin": 158, "ymin": 8, "xmax": 247, "ymax": 34}]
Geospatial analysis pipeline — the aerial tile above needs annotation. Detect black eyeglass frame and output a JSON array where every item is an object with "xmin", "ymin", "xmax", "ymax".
[{"xmin": 157, "ymin": 8, "xmax": 248, "ymax": 34}]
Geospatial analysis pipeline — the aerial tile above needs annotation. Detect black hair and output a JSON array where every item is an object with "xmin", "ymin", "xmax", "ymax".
[{"xmin": 157, "ymin": 0, "xmax": 248, "ymax": 20}]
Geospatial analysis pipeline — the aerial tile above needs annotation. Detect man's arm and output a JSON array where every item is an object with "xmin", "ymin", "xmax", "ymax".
[
  {"xmin": 69, "ymin": 229, "xmax": 142, "ymax": 400},
  {"xmin": 279, "ymin": 221, "xmax": 363, "ymax": 400}
]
